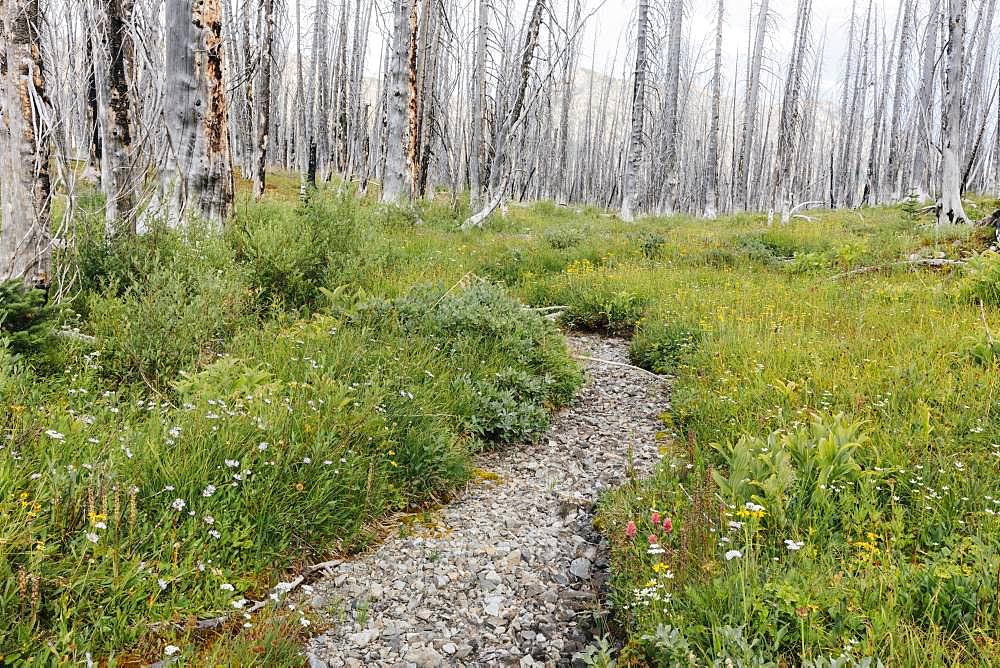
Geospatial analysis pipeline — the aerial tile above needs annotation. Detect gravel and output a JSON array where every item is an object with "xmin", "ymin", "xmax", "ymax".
[{"xmin": 304, "ymin": 335, "xmax": 668, "ymax": 667}]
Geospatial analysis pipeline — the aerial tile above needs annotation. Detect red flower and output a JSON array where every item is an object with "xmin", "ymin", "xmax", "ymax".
[{"xmin": 625, "ymin": 521, "xmax": 637, "ymax": 538}]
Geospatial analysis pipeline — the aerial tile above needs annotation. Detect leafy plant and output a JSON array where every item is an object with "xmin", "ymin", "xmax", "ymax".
[{"xmin": 0, "ymin": 279, "xmax": 58, "ymax": 360}]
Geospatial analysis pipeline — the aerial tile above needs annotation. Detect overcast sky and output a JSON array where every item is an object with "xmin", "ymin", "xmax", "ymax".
[{"xmin": 343, "ymin": 0, "xmax": 899, "ymax": 101}]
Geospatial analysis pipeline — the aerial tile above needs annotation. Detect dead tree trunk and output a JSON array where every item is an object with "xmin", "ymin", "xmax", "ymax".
[
  {"xmin": 161, "ymin": 0, "xmax": 234, "ymax": 227},
  {"xmin": 91, "ymin": 0, "xmax": 137, "ymax": 233},
  {"xmin": 469, "ymin": 0, "xmax": 488, "ymax": 206},
  {"xmin": 735, "ymin": 0, "xmax": 769, "ymax": 211},
  {"xmin": 461, "ymin": 0, "xmax": 545, "ymax": 229},
  {"xmin": 703, "ymin": 0, "xmax": 724, "ymax": 218},
  {"xmin": 937, "ymin": 0, "xmax": 969, "ymax": 225},
  {"xmin": 660, "ymin": 0, "xmax": 683, "ymax": 214},
  {"xmin": 0, "ymin": 0, "xmax": 52, "ymax": 285},
  {"xmin": 620, "ymin": 0, "xmax": 650, "ymax": 222},
  {"xmin": 381, "ymin": 0, "xmax": 412, "ymax": 203},
  {"xmin": 253, "ymin": 0, "xmax": 274, "ymax": 200}
]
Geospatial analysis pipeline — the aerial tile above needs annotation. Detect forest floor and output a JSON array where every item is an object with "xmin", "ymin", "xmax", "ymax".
[{"xmin": 303, "ymin": 335, "xmax": 668, "ymax": 667}]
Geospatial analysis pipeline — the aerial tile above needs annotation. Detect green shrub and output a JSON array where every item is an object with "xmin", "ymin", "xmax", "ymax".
[
  {"xmin": 542, "ymin": 226, "xmax": 584, "ymax": 250},
  {"xmin": 0, "ymin": 280, "xmax": 58, "ymax": 361},
  {"xmin": 87, "ymin": 264, "xmax": 253, "ymax": 388},
  {"xmin": 638, "ymin": 232, "xmax": 667, "ymax": 259},
  {"xmin": 228, "ymin": 195, "xmax": 367, "ymax": 311},
  {"xmin": 785, "ymin": 251, "xmax": 833, "ymax": 274},
  {"xmin": 630, "ymin": 319, "xmax": 703, "ymax": 373},
  {"xmin": 957, "ymin": 251, "xmax": 1000, "ymax": 306}
]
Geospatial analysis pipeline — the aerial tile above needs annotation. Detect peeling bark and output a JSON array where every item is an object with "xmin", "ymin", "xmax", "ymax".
[{"xmin": 0, "ymin": 0, "xmax": 52, "ymax": 285}]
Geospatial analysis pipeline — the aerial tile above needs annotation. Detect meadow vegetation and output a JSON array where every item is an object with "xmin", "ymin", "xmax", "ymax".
[{"xmin": 3, "ymin": 177, "xmax": 1000, "ymax": 665}]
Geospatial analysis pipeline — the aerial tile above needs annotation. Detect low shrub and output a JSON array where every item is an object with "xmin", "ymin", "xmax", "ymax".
[
  {"xmin": 543, "ymin": 226, "xmax": 584, "ymax": 250},
  {"xmin": 630, "ymin": 319, "xmax": 703, "ymax": 374},
  {"xmin": 86, "ymin": 263, "xmax": 254, "ymax": 389},
  {"xmin": 0, "ymin": 280, "xmax": 59, "ymax": 362},
  {"xmin": 956, "ymin": 251, "xmax": 1000, "ymax": 306}
]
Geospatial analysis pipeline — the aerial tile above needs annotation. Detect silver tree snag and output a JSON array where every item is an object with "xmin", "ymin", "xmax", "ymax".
[
  {"xmin": 382, "ymin": 0, "xmax": 413, "ymax": 203},
  {"xmin": 620, "ymin": 0, "xmax": 650, "ymax": 222},
  {"xmin": 253, "ymin": 0, "xmax": 275, "ymax": 201},
  {"xmin": 703, "ymin": 0, "xmax": 724, "ymax": 219},
  {"xmin": 461, "ymin": 0, "xmax": 545, "ymax": 229},
  {"xmin": 938, "ymin": 0, "xmax": 969, "ymax": 225},
  {"xmin": 91, "ymin": 0, "xmax": 137, "ymax": 233},
  {"xmin": 0, "ymin": 0, "xmax": 52, "ymax": 285},
  {"xmin": 659, "ymin": 0, "xmax": 683, "ymax": 214},
  {"xmin": 736, "ymin": 0, "xmax": 769, "ymax": 211},
  {"xmin": 161, "ymin": 0, "xmax": 234, "ymax": 227}
]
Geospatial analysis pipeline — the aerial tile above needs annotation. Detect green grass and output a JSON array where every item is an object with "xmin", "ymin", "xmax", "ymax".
[{"xmin": 4, "ymin": 178, "xmax": 1000, "ymax": 665}]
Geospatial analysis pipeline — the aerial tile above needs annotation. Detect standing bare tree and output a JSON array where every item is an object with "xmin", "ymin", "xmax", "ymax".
[
  {"xmin": 735, "ymin": 0, "xmax": 769, "ymax": 211},
  {"xmin": 253, "ymin": 0, "xmax": 275, "ymax": 200},
  {"xmin": 0, "ymin": 0, "xmax": 52, "ymax": 285},
  {"xmin": 620, "ymin": 0, "xmax": 650, "ymax": 222},
  {"xmin": 382, "ymin": 0, "xmax": 412, "ymax": 203},
  {"xmin": 461, "ymin": 0, "xmax": 546, "ymax": 229},
  {"xmin": 160, "ymin": 0, "xmax": 234, "ymax": 226},
  {"xmin": 90, "ymin": 0, "xmax": 137, "ymax": 232},
  {"xmin": 938, "ymin": 0, "xmax": 969, "ymax": 224},
  {"xmin": 704, "ymin": 0, "xmax": 724, "ymax": 218},
  {"xmin": 659, "ymin": 0, "xmax": 684, "ymax": 214}
]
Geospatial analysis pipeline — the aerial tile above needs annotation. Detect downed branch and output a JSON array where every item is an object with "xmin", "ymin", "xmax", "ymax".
[
  {"xmin": 571, "ymin": 354, "xmax": 666, "ymax": 379},
  {"xmin": 830, "ymin": 258, "xmax": 966, "ymax": 280}
]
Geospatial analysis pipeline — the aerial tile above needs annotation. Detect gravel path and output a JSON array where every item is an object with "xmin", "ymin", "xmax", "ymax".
[{"xmin": 304, "ymin": 335, "xmax": 668, "ymax": 667}]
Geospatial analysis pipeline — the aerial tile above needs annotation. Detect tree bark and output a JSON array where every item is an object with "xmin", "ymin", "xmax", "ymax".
[
  {"xmin": 382, "ymin": 0, "xmax": 412, "ymax": 203},
  {"xmin": 620, "ymin": 0, "xmax": 649, "ymax": 222},
  {"xmin": 161, "ymin": 0, "xmax": 234, "ymax": 227},
  {"xmin": 937, "ymin": 0, "xmax": 969, "ymax": 225},
  {"xmin": 91, "ymin": 0, "xmax": 137, "ymax": 233},
  {"xmin": 253, "ymin": 0, "xmax": 274, "ymax": 200},
  {"xmin": 703, "ymin": 0, "xmax": 724, "ymax": 218},
  {"xmin": 0, "ymin": 0, "xmax": 52, "ymax": 285}
]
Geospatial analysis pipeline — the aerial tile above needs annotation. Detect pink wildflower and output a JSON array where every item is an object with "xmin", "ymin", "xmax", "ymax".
[
  {"xmin": 651, "ymin": 511, "xmax": 661, "ymax": 526},
  {"xmin": 647, "ymin": 533, "xmax": 658, "ymax": 545},
  {"xmin": 625, "ymin": 521, "xmax": 637, "ymax": 539},
  {"xmin": 663, "ymin": 517, "xmax": 673, "ymax": 533}
]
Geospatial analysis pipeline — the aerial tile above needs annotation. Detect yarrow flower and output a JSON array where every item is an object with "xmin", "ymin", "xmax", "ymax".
[
  {"xmin": 725, "ymin": 549, "xmax": 743, "ymax": 561},
  {"xmin": 784, "ymin": 539, "xmax": 805, "ymax": 551},
  {"xmin": 45, "ymin": 429, "xmax": 65, "ymax": 441},
  {"xmin": 225, "ymin": 459, "xmax": 239, "ymax": 468},
  {"xmin": 85, "ymin": 532, "xmax": 99, "ymax": 544},
  {"xmin": 164, "ymin": 645, "xmax": 180, "ymax": 656}
]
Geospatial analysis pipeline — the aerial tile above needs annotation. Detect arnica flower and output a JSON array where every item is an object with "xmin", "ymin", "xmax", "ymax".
[
  {"xmin": 662, "ymin": 517, "xmax": 673, "ymax": 533},
  {"xmin": 625, "ymin": 521, "xmax": 637, "ymax": 538}
]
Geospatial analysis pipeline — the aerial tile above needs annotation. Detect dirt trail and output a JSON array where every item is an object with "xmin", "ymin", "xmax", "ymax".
[{"xmin": 305, "ymin": 335, "xmax": 669, "ymax": 667}]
